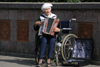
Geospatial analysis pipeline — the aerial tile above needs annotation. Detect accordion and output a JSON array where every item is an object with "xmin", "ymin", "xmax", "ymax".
[{"xmin": 38, "ymin": 18, "xmax": 59, "ymax": 36}]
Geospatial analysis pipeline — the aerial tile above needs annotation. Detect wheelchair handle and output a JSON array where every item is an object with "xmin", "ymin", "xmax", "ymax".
[{"xmin": 62, "ymin": 28, "xmax": 72, "ymax": 31}]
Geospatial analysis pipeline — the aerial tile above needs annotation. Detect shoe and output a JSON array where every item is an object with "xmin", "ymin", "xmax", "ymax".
[
  {"xmin": 37, "ymin": 63, "xmax": 42, "ymax": 67},
  {"xmin": 46, "ymin": 63, "xmax": 51, "ymax": 67}
]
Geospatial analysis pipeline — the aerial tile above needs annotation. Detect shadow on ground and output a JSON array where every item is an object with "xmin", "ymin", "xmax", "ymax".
[{"xmin": 0, "ymin": 57, "xmax": 36, "ymax": 66}]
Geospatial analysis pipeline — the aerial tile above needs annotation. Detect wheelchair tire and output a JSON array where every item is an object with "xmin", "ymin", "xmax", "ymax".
[
  {"xmin": 61, "ymin": 34, "xmax": 78, "ymax": 61},
  {"xmin": 35, "ymin": 51, "xmax": 39, "ymax": 64},
  {"xmin": 36, "ymin": 56, "xmax": 39, "ymax": 64},
  {"xmin": 55, "ymin": 55, "xmax": 59, "ymax": 66}
]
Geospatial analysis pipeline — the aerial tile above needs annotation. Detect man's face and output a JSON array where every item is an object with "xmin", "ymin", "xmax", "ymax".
[{"xmin": 44, "ymin": 8, "xmax": 51, "ymax": 16}]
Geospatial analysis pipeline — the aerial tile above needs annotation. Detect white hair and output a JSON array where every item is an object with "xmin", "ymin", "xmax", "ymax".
[{"xmin": 41, "ymin": 3, "xmax": 53, "ymax": 12}]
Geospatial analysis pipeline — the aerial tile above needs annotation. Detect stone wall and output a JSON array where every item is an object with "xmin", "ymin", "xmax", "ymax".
[{"xmin": 0, "ymin": 2, "xmax": 100, "ymax": 61}]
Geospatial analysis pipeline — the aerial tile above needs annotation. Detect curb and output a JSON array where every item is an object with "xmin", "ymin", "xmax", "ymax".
[{"xmin": 0, "ymin": 52, "xmax": 100, "ymax": 65}]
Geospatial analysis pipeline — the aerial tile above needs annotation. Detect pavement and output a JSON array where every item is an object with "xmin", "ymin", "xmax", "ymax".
[{"xmin": 0, "ymin": 55, "xmax": 100, "ymax": 67}]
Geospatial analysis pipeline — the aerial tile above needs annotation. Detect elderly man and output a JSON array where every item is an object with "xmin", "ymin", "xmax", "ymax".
[{"xmin": 34, "ymin": 3, "xmax": 60, "ymax": 67}]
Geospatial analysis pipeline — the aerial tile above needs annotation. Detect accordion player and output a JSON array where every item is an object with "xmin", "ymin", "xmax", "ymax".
[{"xmin": 38, "ymin": 18, "xmax": 59, "ymax": 36}]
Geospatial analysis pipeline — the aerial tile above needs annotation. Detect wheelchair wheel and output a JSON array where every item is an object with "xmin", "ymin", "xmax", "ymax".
[
  {"xmin": 35, "ymin": 51, "xmax": 39, "ymax": 64},
  {"xmin": 55, "ymin": 55, "xmax": 59, "ymax": 66},
  {"xmin": 35, "ymin": 46, "xmax": 40, "ymax": 64},
  {"xmin": 61, "ymin": 34, "xmax": 77, "ymax": 61}
]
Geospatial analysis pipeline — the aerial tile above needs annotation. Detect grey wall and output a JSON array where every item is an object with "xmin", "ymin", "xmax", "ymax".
[{"xmin": 0, "ymin": 2, "xmax": 100, "ymax": 61}]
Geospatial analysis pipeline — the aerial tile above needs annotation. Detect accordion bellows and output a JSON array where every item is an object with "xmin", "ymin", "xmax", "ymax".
[{"xmin": 38, "ymin": 18, "xmax": 59, "ymax": 36}]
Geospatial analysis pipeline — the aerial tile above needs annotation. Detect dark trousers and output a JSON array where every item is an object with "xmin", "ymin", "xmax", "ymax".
[{"xmin": 39, "ymin": 36, "xmax": 55, "ymax": 59}]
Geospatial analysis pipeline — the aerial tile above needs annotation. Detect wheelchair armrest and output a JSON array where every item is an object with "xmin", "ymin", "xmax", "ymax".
[{"xmin": 62, "ymin": 28, "xmax": 72, "ymax": 31}]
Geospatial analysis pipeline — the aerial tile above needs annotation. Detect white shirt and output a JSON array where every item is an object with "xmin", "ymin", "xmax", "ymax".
[{"xmin": 39, "ymin": 13, "xmax": 57, "ymax": 22}]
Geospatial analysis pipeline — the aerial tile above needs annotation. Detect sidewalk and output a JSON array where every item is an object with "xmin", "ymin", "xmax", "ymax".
[{"xmin": 0, "ymin": 55, "xmax": 100, "ymax": 67}]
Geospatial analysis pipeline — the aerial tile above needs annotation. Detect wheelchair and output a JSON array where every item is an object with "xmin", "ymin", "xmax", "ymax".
[{"xmin": 35, "ymin": 19, "xmax": 78, "ymax": 66}]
